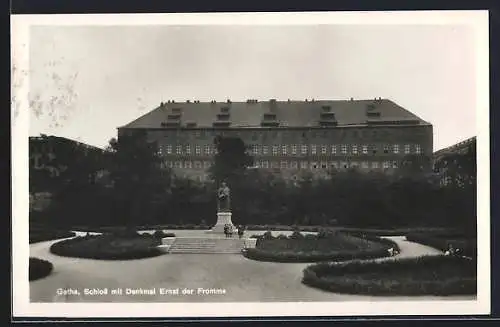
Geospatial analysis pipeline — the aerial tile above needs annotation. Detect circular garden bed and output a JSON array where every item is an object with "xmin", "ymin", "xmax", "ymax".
[
  {"xmin": 29, "ymin": 229, "xmax": 77, "ymax": 244},
  {"xmin": 302, "ymin": 255, "xmax": 476, "ymax": 296},
  {"xmin": 242, "ymin": 230, "xmax": 399, "ymax": 263},
  {"xmin": 50, "ymin": 232, "xmax": 167, "ymax": 260},
  {"xmin": 29, "ymin": 257, "xmax": 54, "ymax": 281}
]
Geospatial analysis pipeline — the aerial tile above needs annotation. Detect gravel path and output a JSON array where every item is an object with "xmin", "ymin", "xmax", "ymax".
[{"xmin": 29, "ymin": 234, "xmax": 475, "ymax": 303}]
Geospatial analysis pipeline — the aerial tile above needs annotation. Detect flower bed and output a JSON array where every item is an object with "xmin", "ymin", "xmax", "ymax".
[
  {"xmin": 242, "ymin": 231, "xmax": 399, "ymax": 263},
  {"xmin": 29, "ymin": 229, "xmax": 76, "ymax": 244},
  {"xmin": 302, "ymin": 255, "xmax": 476, "ymax": 295},
  {"xmin": 29, "ymin": 257, "xmax": 54, "ymax": 281},
  {"xmin": 50, "ymin": 233, "xmax": 164, "ymax": 260}
]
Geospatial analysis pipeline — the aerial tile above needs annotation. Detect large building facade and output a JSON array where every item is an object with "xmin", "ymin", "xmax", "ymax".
[{"xmin": 118, "ymin": 98, "xmax": 433, "ymax": 181}]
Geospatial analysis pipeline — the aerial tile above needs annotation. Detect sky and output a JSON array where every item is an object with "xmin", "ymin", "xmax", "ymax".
[{"xmin": 27, "ymin": 22, "xmax": 478, "ymax": 151}]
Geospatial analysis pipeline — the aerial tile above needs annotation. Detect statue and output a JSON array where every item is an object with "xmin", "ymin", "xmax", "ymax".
[
  {"xmin": 217, "ymin": 181, "xmax": 231, "ymax": 212},
  {"xmin": 207, "ymin": 181, "xmax": 234, "ymax": 234}
]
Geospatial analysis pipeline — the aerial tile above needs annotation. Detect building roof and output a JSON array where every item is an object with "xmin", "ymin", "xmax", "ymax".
[
  {"xmin": 29, "ymin": 135, "xmax": 107, "ymax": 152},
  {"xmin": 433, "ymin": 136, "xmax": 476, "ymax": 158},
  {"xmin": 119, "ymin": 98, "xmax": 431, "ymax": 129}
]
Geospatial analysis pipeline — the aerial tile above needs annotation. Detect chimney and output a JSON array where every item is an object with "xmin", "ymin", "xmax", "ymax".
[
  {"xmin": 350, "ymin": 97, "xmax": 353, "ymax": 101},
  {"xmin": 186, "ymin": 100, "xmax": 191, "ymax": 103}
]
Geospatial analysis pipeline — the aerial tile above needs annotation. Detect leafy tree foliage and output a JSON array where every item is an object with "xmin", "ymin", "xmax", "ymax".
[
  {"xmin": 105, "ymin": 131, "xmax": 172, "ymax": 228},
  {"xmin": 208, "ymin": 136, "xmax": 254, "ymax": 185},
  {"xmin": 35, "ymin": 133, "xmax": 476, "ymax": 235}
]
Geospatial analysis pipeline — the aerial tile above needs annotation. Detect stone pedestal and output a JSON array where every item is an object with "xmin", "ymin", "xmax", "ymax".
[{"xmin": 206, "ymin": 211, "xmax": 235, "ymax": 234}]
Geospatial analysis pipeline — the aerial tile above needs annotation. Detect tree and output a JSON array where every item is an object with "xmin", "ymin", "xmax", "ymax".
[
  {"xmin": 208, "ymin": 136, "xmax": 254, "ymax": 185},
  {"xmin": 399, "ymin": 154, "xmax": 432, "ymax": 176},
  {"xmin": 106, "ymin": 131, "xmax": 172, "ymax": 229},
  {"xmin": 433, "ymin": 141, "xmax": 477, "ymax": 234}
]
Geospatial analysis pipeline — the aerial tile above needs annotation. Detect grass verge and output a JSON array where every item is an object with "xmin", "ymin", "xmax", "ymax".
[
  {"xmin": 50, "ymin": 233, "xmax": 165, "ymax": 260},
  {"xmin": 29, "ymin": 257, "xmax": 54, "ymax": 281},
  {"xmin": 302, "ymin": 255, "xmax": 476, "ymax": 296},
  {"xmin": 243, "ymin": 231, "xmax": 399, "ymax": 263},
  {"xmin": 29, "ymin": 229, "xmax": 76, "ymax": 244}
]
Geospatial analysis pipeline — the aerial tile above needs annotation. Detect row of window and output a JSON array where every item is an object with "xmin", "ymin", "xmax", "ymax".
[
  {"xmin": 158, "ymin": 144, "xmax": 422, "ymax": 156},
  {"xmin": 164, "ymin": 160, "xmax": 399, "ymax": 170},
  {"xmin": 159, "ymin": 129, "xmax": 424, "ymax": 140},
  {"xmin": 164, "ymin": 161, "xmax": 213, "ymax": 169},
  {"xmin": 253, "ymin": 160, "xmax": 399, "ymax": 169}
]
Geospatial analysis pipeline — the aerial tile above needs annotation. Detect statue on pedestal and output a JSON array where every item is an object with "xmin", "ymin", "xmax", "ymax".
[{"xmin": 217, "ymin": 181, "xmax": 231, "ymax": 212}]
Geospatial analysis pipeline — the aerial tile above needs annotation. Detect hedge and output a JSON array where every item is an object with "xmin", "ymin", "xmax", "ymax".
[
  {"xmin": 50, "ymin": 234, "xmax": 164, "ymax": 260},
  {"xmin": 29, "ymin": 257, "xmax": 54, "ymax": 281},
  {"xmin": 302, "ymin": 255, "xmax": 476, "ymax": 296},
  {"xmin": 243, "ymin": 231, "xmax": 399, "ymax": 263}
]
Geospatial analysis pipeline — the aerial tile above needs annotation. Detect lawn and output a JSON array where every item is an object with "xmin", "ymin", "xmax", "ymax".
[
  {"xmin": 243, "ymin": 231, "xmax": 399, "ymax": 263},
  {"xmin": 302, "ymin": 255, "xmax": 476, "ymax": 296},
  {"xmin": 29, "ymin": 228, "xmax": 76, "ymax": 244},
  {"xmin": 29, "ymin": 257, "xmax": 54, "ymax": 281},
  {"xmin": 50, "ymin": 232, "xmax": 165, "ymax": 260}
]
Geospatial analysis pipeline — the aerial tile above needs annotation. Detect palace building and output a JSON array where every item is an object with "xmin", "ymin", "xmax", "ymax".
[{"xmin": 117, "ymin": 98, "xmax": 433, "ymax": 181}]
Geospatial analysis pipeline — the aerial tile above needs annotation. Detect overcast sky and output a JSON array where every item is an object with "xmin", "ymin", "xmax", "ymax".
[{"xmin": 28, "ymin": 23, "xmax": 477, "ymax": 151}]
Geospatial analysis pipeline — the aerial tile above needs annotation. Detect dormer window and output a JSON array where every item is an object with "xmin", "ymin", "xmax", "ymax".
[
  {"xmin": 172, "ymin": 108, "xmax": 182, "ymax": 113},
  {"xmin": 263, "ymin": 113, "xmax": 277, "ymax": 120},
  {"xmin": 168, "ymin": 114, "xmax": 181, "ymax": 120},
  {"xmin": 216, "ymin": 113, "xmax": 230, "ymax": 121},
  {"xmin": 366, "ymin": 111, "xmax": 381, "ymax": 117},
  {"xmin": 221, "ymin": 106, "xmax": 230, "ymax": 113},
  {"xmin": 322, "ymin": 105, "xmax": 331, "ymax": 112}
]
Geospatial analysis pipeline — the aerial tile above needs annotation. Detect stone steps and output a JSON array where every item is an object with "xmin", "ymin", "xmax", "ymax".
[{"xmin": 167, "ymin": 237, "xmax": 247, "ymax": 254}]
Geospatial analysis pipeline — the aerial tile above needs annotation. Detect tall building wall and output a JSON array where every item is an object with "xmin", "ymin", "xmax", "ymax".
[{"xmin": 118, "ymin": 99, "xmax": 433, "ymax": 181}]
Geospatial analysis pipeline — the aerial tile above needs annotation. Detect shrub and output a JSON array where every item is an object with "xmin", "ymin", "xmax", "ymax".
[
  {"xmin": 289, "ymin": 231, "xmax": 305, "ymax": 239},
  {"xmin": 111, "ymin": 228, "xmax": 140, "ymax": 238},
  {"xmin": 29, "ymin": 229, "xmax": 76, "ymax": 244},
  {"xmin": 262, "ymin": 231, "xmax": 274, "ymax": 240},
  {"xmin": 304, "ymin": 233, "xmax": 317, "ymax": 240},
  {"xmin": 153, "ymin": 230, "xmax": 166, "ymax": 238},
  {"xmin": 317, "ymin": 228, "xmax": 337, "ymax": 239},
  {"xmin": 302, "ymin": 255, "xmax": 476, "ymax": 296},
  {"xmin": 50, "ymin": 234, "xmax": 164, "ymax": 260},
  {"xmin": 29, "ymin": 257, "xmax": 54, "ymax": 281}
]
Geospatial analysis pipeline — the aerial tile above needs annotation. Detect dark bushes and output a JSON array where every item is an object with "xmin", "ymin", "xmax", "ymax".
[
  {"xmin": 406, "ymin": 233, "xmax": 477, "ymax": 258},
  {"xmin": 29, "ymin": 229, "xmax": 76, "ymax": 244},
  {"xmin": 29, "ymin": 257, "xmax": 54, "ymax": 281},
  {"xmin": 243, "ymin": 232, "xmax": 398, "ymax": 263},
  {"xmin": 302, "ymin": 255, "xmax": 476, "ymax": 296},
  {"xmin": 152, "ymin": 230, "xmax": 176, "ymax": 238},
  {"xmin": 50, "ymin": 234, "xmax": 164, "ymax": 260}
]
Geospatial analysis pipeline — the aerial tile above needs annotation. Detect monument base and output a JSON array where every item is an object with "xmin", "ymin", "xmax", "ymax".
[{"xmin": 206, "ymin": 211, "xmax": 235, "ymax": 234}]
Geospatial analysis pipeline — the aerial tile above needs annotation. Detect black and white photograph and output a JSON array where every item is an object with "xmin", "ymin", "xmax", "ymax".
[{"xmin": 12, "ymin": 11, "xmax": 490, "ymax": 318}]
